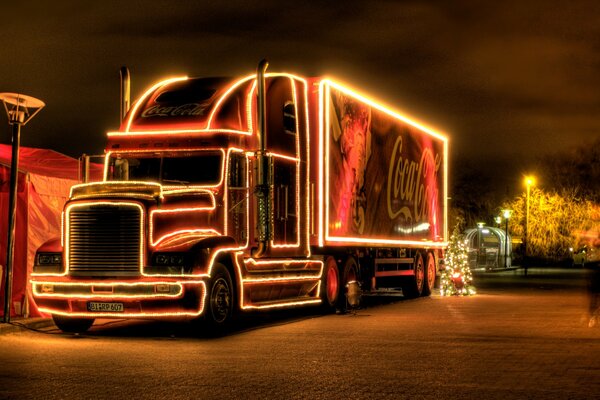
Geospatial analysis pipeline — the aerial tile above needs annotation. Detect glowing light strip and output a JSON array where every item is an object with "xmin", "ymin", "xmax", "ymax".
[
  {"xmin": 269, "ymin": 152, "xmax": 299, "ymax": 162},
  {"xmin": 32, "ymin": 281, "xmax": 183, "ymax": 299},
  {"xmin": 125, "ymin": 76, "xmax": 189, "ymax": 132},
  {"xmin": 107, "ymin": 129, "xmax": 252, "ymax": 137},
  {"xmin": 325, "ymin": 236, "xmax": 448, "ymax": 247},
  {"xmin": 443, "ymin": 140, "xmax": 449, "ymax": 242},
  {"xmin": 318, "ymin": 79, "xmax": 449, "ymax": 247},
  {"xmin": 36, "ymin": 281, "xmax": 206, "ymax": 318},
  {"xmin": 71, "ymin": 180, "xmax": 161, "ymax": 199},
  {"xmin": 242, "ymin": 275, "xmax": 321, "ymax": 283},
  {"xmin": 152, "ymin": 229, "xmax": 221, "ymax": 247},
  {"xmin": 237, "ymin": 256, "xmax": 324, "ymax": 310},
  {"xmin": 64, "ymin": 201, "xmax": 145, "ymax": 276},
  {"xmin": 241, "ymin": 299, "xmax": 322, "ymax": 310},
  {"xmin": 301, "ymin": 78, "xmax": 312, "ymax": 256},
  {"xmin": 317, "ymin": 81, "xmax": 328, "ymax": 247},
  {"xmin": 322, "ymin": 79, "xmax": 448, "ymax": 142},
  {"xmin": 246, "ymin": 80, "xmax": 258, "ymax": 132},
  {"xmin": 207, "ymin": 75, "xmax": 255, "ymax": 132},
  {"xmin": 162, "ymin": 188, "xmax": 217, "ymax": 197}
]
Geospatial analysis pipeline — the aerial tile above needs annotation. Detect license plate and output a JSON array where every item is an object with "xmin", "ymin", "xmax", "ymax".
[{"xmin": 87, "ymin": 302, "xmax": 124, "ymax": 312}]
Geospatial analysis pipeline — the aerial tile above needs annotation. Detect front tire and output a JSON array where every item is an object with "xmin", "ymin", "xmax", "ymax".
[
  {"xmin": 52, "ymin": 314, "xmax": 94, "ymax": 334},
  {"xmin": 205, "ymin": 263, "xmax": 235, "ymax": 331}
]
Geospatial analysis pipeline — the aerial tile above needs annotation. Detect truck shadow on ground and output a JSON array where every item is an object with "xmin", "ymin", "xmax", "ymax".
[{"xmin": 52, "ymin": 296, "xmax": 405, "ymax": 340}]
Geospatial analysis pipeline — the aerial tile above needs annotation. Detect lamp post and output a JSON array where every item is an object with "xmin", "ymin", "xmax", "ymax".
[
  {"xmin": 523, "ymin": 176, "xmax": 535, "ymax": 275},
  {"xmin": 502, "ymin": 209, "xmax": 512, "ymax": 268},
  {"xmin": 0, "ymin": 93, "xmax": 44, "ymax": 323},
  {"xmin": 494, "ymin": 216, "xmax": 502, "ymax": 227}
]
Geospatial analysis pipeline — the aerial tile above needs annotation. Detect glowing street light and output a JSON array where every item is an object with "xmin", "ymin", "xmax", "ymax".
[
  {"xmin": 502, "ymin": 209, "xmax": 512, "ymax": 268},
  {"xmin": 0, "ymin": 93, "xmax": 44, "ymax": 323}
]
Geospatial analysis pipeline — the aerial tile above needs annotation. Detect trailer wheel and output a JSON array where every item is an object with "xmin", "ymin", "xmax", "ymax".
[
  {"xmin": 206, "ymin": 263, "xmax": 235, "ymax": 330},
  {"xmin": 321, "ymin": 256, "xmax": 340, "ymax": 311},
  {"xmin": 339, "ymin": 256, "xmax": 361, "ymax": 309},
  {"xmin": 402, "ymin": 252, "xmax": 425, "ymax": 299},
  {"xmin": 422, "ymin": 252, "xmax": 437, "ymax": 296},
  {"xmin": 52, "ymin": 314, "xmax": 94, "ymax": 334}
]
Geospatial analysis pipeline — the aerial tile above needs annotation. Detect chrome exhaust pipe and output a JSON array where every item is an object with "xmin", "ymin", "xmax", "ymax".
[{"xmin": 119, "ymin": 66, "xmax": 130, "ymax": 122}]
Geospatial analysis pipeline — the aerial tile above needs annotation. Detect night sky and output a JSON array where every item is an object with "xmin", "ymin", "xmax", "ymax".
[{"xmin": 1, "ymin": 1, "xmax": 599, "ymax": 196}]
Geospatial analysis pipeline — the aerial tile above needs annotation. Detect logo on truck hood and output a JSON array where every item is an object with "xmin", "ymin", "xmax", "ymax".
[{"xmin": 141, "ymin": 103, "xmax": 208, "ymax": 118}]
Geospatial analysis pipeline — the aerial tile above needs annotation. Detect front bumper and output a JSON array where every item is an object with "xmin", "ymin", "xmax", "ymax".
[{"xmin": 31, "ymin": 278, "xmax": 207, "ymax": 318}]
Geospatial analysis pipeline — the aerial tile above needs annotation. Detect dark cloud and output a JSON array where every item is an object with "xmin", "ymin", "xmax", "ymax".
[{"xmin": 1, "ymin": 0, "xmax": 599, "ymax": 195}]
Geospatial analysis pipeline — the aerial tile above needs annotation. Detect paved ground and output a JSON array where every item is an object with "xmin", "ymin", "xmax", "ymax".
[{"xmin": 0, "ymin": 267, "xmax": 599, "ymax": 399}]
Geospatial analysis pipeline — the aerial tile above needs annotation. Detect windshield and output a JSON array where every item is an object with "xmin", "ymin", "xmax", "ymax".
[{"xmin": 108, "ymin": 151, "xmax": 223, "ymax": 186}]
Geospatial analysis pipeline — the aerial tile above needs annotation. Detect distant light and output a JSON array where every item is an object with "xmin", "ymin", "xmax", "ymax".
[
  {"xmin": 502, "ymin": 209, "xmax": 512, "ymax": 219},
  {"xmin": 477, "ymin": 222, "xmax": 485, "ymax": 228},
  {"xmin": 481, "ymin": 229, "xmax": 490, "ymax": 234}
]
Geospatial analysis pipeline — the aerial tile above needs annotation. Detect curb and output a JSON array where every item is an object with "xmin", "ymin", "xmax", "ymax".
[{"xmin": 0, "ymin": 318, "xmax": 55, "ymax": 335}]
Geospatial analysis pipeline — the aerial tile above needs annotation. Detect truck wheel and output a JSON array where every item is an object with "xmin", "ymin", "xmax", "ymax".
[
  {"xmin": 320, "ymin": 256, "xmax": 340, "ymax": 311},
  {"xmin": 52, "ymin": 314, "xmax": 94, "ymax": 334},
  {"xmin": 206, "ymin": 263, "xmax": 235, "ymax": 330},
  {"xmin": 402, "ymin": 252, "xmax": 425, "ymax": 299},
  {"xmin": 339, "ymin": 256, "xmax": 361, "ymax": 309},
  {"xmin": 422, "ymin": 252, "xmax": 436, "ymax": 296}
]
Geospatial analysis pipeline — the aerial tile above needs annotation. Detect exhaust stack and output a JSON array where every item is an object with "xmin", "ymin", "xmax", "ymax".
[
  {"xmin": 253, "ymin": 59, "xmax": 272, "ymax": 258},
  {"xmin": 119, "ymin": 66, "xmax": 130, "ymax": 122}
]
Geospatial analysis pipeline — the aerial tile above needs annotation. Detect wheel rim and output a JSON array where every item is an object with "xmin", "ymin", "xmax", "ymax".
[
  {"xmin": 210, "ymin": 277, "xmax": 231, "ymax": 324},
  {"xmin": 326, "ymin": 259, "xmax": 339, "ymax": 304},
  {"xmin": 415, "ymin": 255, "xmax": 424, "ymax": 291},
  {"xmin": 427, "ymin": 254, "xmax": 435, "ymax": 290}
]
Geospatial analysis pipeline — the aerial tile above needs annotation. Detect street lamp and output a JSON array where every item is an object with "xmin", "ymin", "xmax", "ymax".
[
  {"xmin": 524, "ymin": 175, "xmax": 535, "ymax": 274},
  {"xmin": 0, "ymin": 93, "xmax": 44, "ymax": 323},
  {"xmin": 494, "ymin": 216, "xmax": 502, "ymax": 227},
  {"xmin": 502, "ymin": 209, "xmax": 512, "ymax": 268}
]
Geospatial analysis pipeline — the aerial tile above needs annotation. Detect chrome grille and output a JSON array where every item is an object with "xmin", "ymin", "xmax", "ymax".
[{"xmin": 67, "ymin": 203, "xmax": 142, "ymax": 276}]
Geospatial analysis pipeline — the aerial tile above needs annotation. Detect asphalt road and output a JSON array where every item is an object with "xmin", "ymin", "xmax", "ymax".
[{"xmin": 1, "ymin": 267, "xmax": 599, "ymax": 400}]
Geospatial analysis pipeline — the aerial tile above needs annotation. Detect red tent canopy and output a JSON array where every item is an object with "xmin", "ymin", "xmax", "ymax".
[{"xmin": 0, "ymin": 145, "xmax": 102, "ymax": 318}]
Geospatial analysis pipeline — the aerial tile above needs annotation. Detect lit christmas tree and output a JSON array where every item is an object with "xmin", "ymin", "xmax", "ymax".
[{"xmin": 440, "ymin": 223, "xmax": 476, "ymax": 296}]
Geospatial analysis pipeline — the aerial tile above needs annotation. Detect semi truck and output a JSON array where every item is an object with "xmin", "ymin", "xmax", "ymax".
[{"xmin": 31, "ymin": 60, "xmax": 448, "ymax": 333}]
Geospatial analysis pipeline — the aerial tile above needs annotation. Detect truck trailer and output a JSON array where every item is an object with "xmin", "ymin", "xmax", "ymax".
[{"xmin": 31, "ymin": 61, "xmax": 448, "ymax": 333}]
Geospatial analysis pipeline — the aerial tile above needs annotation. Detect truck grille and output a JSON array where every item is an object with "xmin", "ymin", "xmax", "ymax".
[{"xmin": 67, "ymin": 203, "xmax": 143, "ymax": 276}]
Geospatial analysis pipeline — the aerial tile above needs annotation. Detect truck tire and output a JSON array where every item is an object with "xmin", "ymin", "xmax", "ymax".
[
  {"xmin": 339, "ymin": 256, "xmax": 361, "ymax": 309},
  {"xmin": 205, "ymin": 263, "xmax": 235, "ymax": 331},
  {"xmin": 422, "ymin": 252, "xmax": 436, "ymax": 296},
  {"xmin": 52, "ymin": 314, "xmax": 94, "ymax": 334},
  {"xmin": 402, "ymin": 252, "xmax": 425, "ymax": 299},
  {"xmin": 320, "ymin": 256, "xmax": 340, "ymax": 311}
]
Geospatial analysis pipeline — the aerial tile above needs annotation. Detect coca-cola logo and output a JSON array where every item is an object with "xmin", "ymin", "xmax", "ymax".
[
  {"xmin": 386, "ymin": 135, "xmax": 441, "ymax": 224},
  {"xmin": 141, "ymin": 103, "xmax": 207, "ymax": 118}
]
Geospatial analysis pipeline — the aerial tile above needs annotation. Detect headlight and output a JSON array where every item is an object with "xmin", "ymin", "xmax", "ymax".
[
  {"xmin": 36, "ymin": 253, "xmax": 62, "ymax": 265},
  {"xmin": 152, "ymin": 253, "xmax": 187, "ymax": 266}
]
